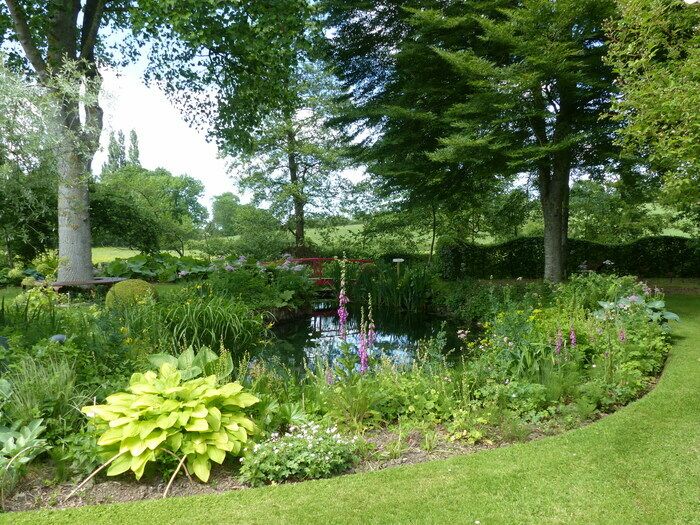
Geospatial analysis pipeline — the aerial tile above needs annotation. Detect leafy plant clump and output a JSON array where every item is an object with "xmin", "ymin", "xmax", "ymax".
[
  {"xmin": 0, "ymin": 419, "xmax": 48, "ymax": 499},
  {"xmin": 82, "ymin": 364, "xmax": 258, "ymax": 483},
  {"xmin": 105, "ymin": 279, "xmax": 157, "ymax": 308},
  {"xmin": 239, "ymin": 422, "xmax": 361, "ymax": 486}
]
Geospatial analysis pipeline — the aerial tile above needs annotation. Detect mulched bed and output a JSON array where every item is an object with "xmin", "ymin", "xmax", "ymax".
[{"xmin": 5, "ymin": 426, "xmax": 538, "ymax": 513}]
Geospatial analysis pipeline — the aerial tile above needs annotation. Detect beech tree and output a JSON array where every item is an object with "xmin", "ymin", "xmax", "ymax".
[
  {"xmin": 0, "ymin": 0, "xmax": 132, "ymax": 282},
  {"xmin": 325, "ymin": 0, "xmax": 624, "ymax": 282}
]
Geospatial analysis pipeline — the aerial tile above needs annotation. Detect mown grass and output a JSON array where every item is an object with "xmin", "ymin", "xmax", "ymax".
[
  {"xmin": 7, "ymin": 294, "xmax": 699, "ymax": 524},
  {"xmin": 0, "ymin": 287, "xmax": 21, "ymax": 302}
]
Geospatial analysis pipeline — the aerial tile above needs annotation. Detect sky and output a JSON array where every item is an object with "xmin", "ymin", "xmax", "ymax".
[
  {"xmin": 93, "ymin": 68, "xmax": 234, "ymax": 210},
  {"xmin": 93, "ymin": 67, "xmax": 366, "ymax": 214}
]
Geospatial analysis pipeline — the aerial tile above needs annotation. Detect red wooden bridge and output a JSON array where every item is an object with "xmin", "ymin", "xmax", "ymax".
[{"xmin": 290, "ymin": 258, "xmax": 373, "ymax": 286}]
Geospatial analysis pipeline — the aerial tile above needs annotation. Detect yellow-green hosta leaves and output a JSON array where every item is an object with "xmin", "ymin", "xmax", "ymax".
[{"xmin": 82, "ymin": 363, "xmax": 258, "ymax": 482}]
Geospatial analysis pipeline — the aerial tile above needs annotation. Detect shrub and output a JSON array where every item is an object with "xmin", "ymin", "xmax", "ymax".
[
  {"xmin": 83, "ymin": 363, "xmax": 259, "ymax": 482},
  {"xmin": 31, "ymin": 250, "xmax": 59, "ymax": 281},
  {"xmin": 353, "ymin": 263, "xmax": 435, "ymax": 312},
  {"xmin": 0, "ymin": 419, "xmax": 48, "ymax": 499},
  {"xmin": 209, "ymin": 266, "xmax": 278, "ymax": 308},
  {"xmin": 160, "ymin": 294, "xmax": 267, "ymax": 353},
  {"xmin": 438, "ymin": 235, "xmax": 700, "ymax": 279},
  {"xmin": 6, "ymin": 267, "xmax": 25, "ymax": 286},
  {"xmin": 105, "ymin": 279, "xmax": 157, "ymax": 308},
  {"xmin": 239, "ymin": 422, "xmax": 360, "ymax": 486},
  {"xmin": 3, "ymin": 356, "xmax": 86, "ymax": 443}
]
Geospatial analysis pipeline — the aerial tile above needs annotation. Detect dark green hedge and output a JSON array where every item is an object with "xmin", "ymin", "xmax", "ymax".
[{"xmin": 437, "ymin": 236, "xmax": 700, "ymax": 279}]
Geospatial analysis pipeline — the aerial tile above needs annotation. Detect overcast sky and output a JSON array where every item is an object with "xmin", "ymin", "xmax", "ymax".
[
  {"xmin": 93, "ymin": 68, "xmax": 233, "ymax": 210},
  {"xmin": 93, "ymin": 66, "xmax": 366, "ymax": 214}
]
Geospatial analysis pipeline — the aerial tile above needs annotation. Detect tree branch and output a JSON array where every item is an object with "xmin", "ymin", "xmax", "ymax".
[
  {"xmin": 80, "ymin": 0, "xmax": 106, "ymax": 61},
  {"xmin": 3, "ymin": 0, "xmax": 48, "ymax": 81}
]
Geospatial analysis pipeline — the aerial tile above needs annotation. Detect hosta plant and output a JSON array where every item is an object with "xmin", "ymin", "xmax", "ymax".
[
  {"xmin": 148, "ymin": 345, "xmax": 233, "ymax": 382},
  {"xmin": 78, "ymin": 364, "xmax": 258, "ymax": 493}
]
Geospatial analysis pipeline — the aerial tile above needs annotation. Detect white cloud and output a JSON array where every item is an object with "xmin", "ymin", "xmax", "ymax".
[{"xmin": 93, "ymin": 69, "xmax": 234, "ymax": 210}]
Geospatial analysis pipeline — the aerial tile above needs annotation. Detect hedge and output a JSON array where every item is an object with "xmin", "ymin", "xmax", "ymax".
[{"xmin": 437, "ymin": 236, "xmax": 700, "ymax": 279}]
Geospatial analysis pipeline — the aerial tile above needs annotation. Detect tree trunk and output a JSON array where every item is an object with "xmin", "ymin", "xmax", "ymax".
[
  {"xmin": 539, "ymin": 161, "xmax": 570, "ymax": 283},
  {"xmin": 5, "ymin": 0, "xmax": 106, "ymax": 283},
  {"xmin": 57, "ymin": 131, "xmax": 94, "ymax": 282},
  {"xmin": 287, "ymin": 131, "xmax": 305, "ymax": 247}
]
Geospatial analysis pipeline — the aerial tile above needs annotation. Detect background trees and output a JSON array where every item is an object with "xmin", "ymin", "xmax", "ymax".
[
  {"xmin": 325, "ymin": 0, "xmax": 625, "ymax": 281},
  {"xmin": 97, "ymin": 166, "xmax": 207, "ymax": 255},
  {"xmin": 607, "ymin": 0, "xmax": 700, "ymax": 226}
]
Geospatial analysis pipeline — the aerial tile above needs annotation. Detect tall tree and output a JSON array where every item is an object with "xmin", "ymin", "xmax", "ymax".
[
  {"xmin": 135, "ymin": 1, "xmax": 349, "ymax": 247},
  {"xmin": 211, "ymin": 192, "xmax": 241, "ymax": 237},
  {"xmin": 127, "ymin": 128, "xmax": 140, "ymax": 166},
  {"xmin": 99, "ymin": 165, "xmax": 207, "ymax": 255},
  {"xmin": 0, "ymin": 1, "xmax": 131, "ymax": 282},
  {"xmin": 325, "ymin": 0, "xmax": 623, "ymax": 282},
  {"xmin": 232, "ymin": 64, "xmax": 351, "ymax": 245},
  {"xmin": 106, "ymin": 130, "xmax": 126, "ymax": 172}
]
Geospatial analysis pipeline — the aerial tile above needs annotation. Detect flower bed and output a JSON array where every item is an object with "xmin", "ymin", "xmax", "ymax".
[{"xmin": 0, "ymin": 272, "xmax": 678, "ymax": 512}]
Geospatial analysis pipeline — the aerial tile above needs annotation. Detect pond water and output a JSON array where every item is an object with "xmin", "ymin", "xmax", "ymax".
[{"xmin": 260, "ymin": 301, "xmax": 464, "ymax": 370}]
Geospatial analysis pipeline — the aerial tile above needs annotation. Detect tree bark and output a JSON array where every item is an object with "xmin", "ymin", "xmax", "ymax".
[
  {"xmin": 534, "ymin": 83, "xmax": 573, "ymax": 283},
  {"xmin": 57, "ymin": 131, "xmax": 94, "ymax": 282},
  {"xmin": 287, "ymin": 130, "xmax": 305, "ymax": 247},
  {"xmin": 540, "ymin": 167, "xmax": 569, "ymax": 283},
  {"xmin": 4, "ymin": 0, "xmax": 106, "ymax": 283}
]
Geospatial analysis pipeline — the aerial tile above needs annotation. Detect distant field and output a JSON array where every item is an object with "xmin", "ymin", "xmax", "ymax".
[
  {"xmin": 0, "ymin": 287, "xmax": 21, "ymax": 301},
  {"xmin": 92, "ymin": 247, "xmax": 141, "ymax": 263}
]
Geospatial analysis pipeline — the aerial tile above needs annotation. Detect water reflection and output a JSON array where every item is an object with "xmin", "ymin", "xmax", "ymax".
[{"xmin": 261, "ymin": 301, "xmax": 462, "ymax": 369}]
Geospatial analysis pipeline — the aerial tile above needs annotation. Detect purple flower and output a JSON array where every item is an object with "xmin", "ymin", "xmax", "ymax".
[
  {"xmin": 325, "ymin": 368, "xmax": 335, "ymax": 385},
  {"xmin": 337, "ymin": 259, "xmax": 349, "ymax": 340},
  {"xmin": 292, "ymin": 264, "xmax": 305, "ymax": 272},
  {"xmin": 618, "ymin": 329, "xmax": 626, "ymax": 342},
  {"xmin": 224, "ymin": 264, "xmax": 235, "ymax": 272},
  {"xmin": 366, "ymin": 293, "xmax": 376, "ymax": 350},
  {"xmin": 628, "ymin": 294, "xmax": 641, "ymax": 303},
  {"xmin": 358, "ymin": 307, "xmax": 369, "ymax": 374},
  {"xmin": 555, "ymin": 328, "xmax": 563, "ymax": 355},
  {"xmin": 569, "ymin": 327, "xmax": 577, "ymax": 347},
  {"xmin": 238, "ymin": 255, "xmax": 247, "ymax": 264}
]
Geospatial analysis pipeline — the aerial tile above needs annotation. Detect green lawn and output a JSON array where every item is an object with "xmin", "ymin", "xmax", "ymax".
[
  {"xmin": 7, "ymin": 294, "xmax": 699, "ymax": 524},
  {"xmin": 91, "ymin": 247, "xmax": 141, "ymax": 263},
  {"xmin": 0, "ymin": 287, "xmax": 21, "ymax": 302}
]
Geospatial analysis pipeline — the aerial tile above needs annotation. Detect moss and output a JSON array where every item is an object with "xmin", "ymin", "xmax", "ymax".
[{"xmin": 105, "ymin": 279, "xmax": 157, "ymax": 308}]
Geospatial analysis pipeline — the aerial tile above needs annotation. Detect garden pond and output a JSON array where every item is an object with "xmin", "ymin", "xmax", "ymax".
[{"xmin": 263, "ymin": 301, "xmax": 463, "ymax": 369}]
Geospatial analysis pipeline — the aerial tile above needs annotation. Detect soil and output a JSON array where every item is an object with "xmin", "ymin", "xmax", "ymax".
[{"xmin": 5, "ymin": 426, "xmax": 541, "ymax": 513}]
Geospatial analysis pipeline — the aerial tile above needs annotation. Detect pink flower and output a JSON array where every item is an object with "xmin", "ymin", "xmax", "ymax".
[
  {"xmin": 618, "ymin": 329, "xmax": 626, "ymax": 342},
  {"xmin": 337, "ymin": 259, "xmax": 349, "ymax": 340},
  {"xmin": 569, "ymin": 327, "xmax": 577, "ymax": 347},
  {"xmin": 555, "ymin": 328, "xmax": 563, "ymax": 355}
]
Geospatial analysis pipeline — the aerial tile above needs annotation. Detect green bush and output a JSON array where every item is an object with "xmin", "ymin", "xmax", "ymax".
[
  {"xmin": 105, "ymin": 279, "xmax": 157, "ymax": 308},
  {"xmin": 83, "ymin": 363, "xmax": 258, "ymax": 482},
  {"xmin": 438, "ymin": 236, "xmax": 700, "ymax": 279},
  {"xmin": 159, "ymin": 294, "xmax": 267, "ymax": 353},
  {"xmin": 3, "ymin": 356, "xmax": 87, "ymax": 443},
  {"xmin": 31, "ymin": 250, "xmax": 59, "ymax": 281},
  {"xmin": 102, "ymin": 253, "xmax": 211, "ymax": 283},
  {"xmin": 239, "ymin": 422, "xmax": 360, "ymax": 486}
]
